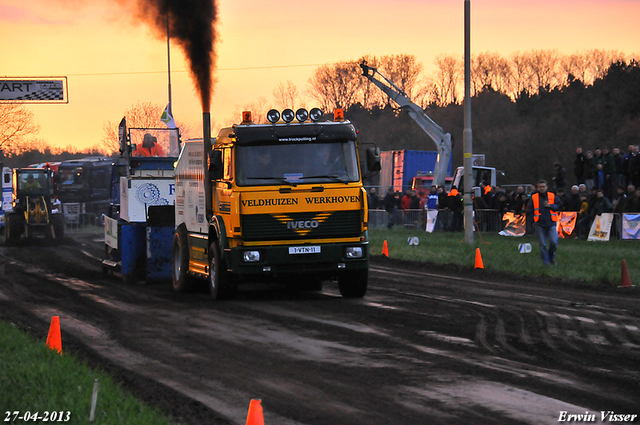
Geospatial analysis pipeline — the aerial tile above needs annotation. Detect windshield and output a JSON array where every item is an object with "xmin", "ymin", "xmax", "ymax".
[
  {"xmin": 236, "ymin": 141, "xmax": 360, "ymax": 186},
  {"xmin": 130, "ymin": 128, "xmax": 181, "ymax": 157},
  {"xmin": 17, "ymin": 170, "xmax": 51, "ymax": 194},
  {"xmin": 58, "ymin": 167, "xmax": 86, "ymax": 190}
]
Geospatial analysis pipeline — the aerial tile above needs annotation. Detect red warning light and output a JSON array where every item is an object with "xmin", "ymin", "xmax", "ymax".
[
  {"xmin": 334, "ymin": 108, "xmax": 344, "ymax": 121},
  {"xmin": 242, "ymin": 111, "xmax": 252, "ymax": 124}
]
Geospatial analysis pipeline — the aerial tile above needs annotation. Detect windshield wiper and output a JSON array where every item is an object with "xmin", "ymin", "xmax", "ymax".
[
  {"xmin": 300, "ymin": 175, "xmax": 349, "ymax": 183},
  {"xmin": 246, "ymin": 177, "xmax": 298, "ymax": 186}
]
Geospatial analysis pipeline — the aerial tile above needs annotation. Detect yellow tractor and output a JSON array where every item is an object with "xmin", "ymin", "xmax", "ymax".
[{"xmin": 5, "ymin": 167, "xmax": 65, "ymax": 244}]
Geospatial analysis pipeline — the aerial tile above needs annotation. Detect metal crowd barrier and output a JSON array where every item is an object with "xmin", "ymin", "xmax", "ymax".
[
  {"xmin": 63, "ymin": 213, "xmax": 103, "ymax": 235},
  {"xmin": 369, "ymin": 209, "xmax": 631, "ymax": 240}
]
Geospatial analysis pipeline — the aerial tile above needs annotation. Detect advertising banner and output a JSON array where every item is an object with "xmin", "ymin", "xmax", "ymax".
[
  {"xmin": 0, "ymin": 78, "xmax": 67, "ymax": 103},
  {"xmin": 499, "ymin": 212, "xmax": 526, "ymax": 237},
  {"xmin": 424, "ymin": 210, "xmax": 438, "ymax": 233},
  {"xmin": 557, "ymin": 212, "xmax": 577, "ymax": 239},
  {"xmin": 622, "ymin": 213, "xmax": 640, "ymax": 240},
  {"xmin": 587, "ymin": 213, "xmax": 614, "ymax": 242}
]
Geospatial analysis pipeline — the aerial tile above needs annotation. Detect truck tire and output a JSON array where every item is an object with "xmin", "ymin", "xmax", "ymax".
[
  {"xmin": 209, "ymin": 241, "xmax": 237, "ymax": 300},
  {"xmin": 172, "ymin": 227, "xmax": 193, "ymax": 293},
  {"xmin": 338, "ymin": 269, "xmax": 368, "ymax": 298}
]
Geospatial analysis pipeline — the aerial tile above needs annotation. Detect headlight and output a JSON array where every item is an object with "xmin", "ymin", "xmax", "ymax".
[
  {"xmin": 282, "ymin": 109, "xmax": 295, "ymax": 123},
  {"xmin": 309, "ymin": 108, "xmax": 323, "ymax": 122},
  {"xmin": 345, "ymin": 247, "xmax": 363, "ymax": 259},
  {"xmin": 242, "ymin": 251, "xmax": 261, "ymax": 262},
  {"xmin": 266, "ymin": 109, "xmax": 280, "ymax": 123},
  {"xmin": 295, "ymin": 108, "xmax": 309, "ymax": 122}
]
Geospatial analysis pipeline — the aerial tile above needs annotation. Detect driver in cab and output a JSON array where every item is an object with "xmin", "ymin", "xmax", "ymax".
[
  {"xmin": 135, "ymin": 133, "xmax": 165, "ymax": 157},
  {"xmin": 23, "ymin": 174, "xmax": 41, "ymax": 192}
]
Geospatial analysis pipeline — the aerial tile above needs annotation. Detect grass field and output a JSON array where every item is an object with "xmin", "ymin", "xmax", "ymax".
[
  {"xmin": 0, "ymin": 321, "xmax": 176, "ymax": 425},
  {"xmin": 369, "ymin": 227, "xmax": 639, "ymax": 287}
]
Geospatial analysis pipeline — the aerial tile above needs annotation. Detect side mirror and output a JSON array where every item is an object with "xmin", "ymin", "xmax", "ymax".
[
  {"xmin": 366, "ymin": 147, "xmax": 381, "ymax": 172},
  {"xmin": 208, "ymin": 150, "xmax": 223, "ymax": 180}
]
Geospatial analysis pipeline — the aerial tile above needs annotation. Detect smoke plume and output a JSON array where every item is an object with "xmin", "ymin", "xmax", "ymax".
[{"xmin": 132, "ymin": 0, "xmax": 218, "ymax": 112}]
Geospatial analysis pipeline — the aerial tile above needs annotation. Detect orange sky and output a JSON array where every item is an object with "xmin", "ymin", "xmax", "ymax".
[{"xmin": 1, "ymin": 0, "xmax": 639, "ymax": 152}]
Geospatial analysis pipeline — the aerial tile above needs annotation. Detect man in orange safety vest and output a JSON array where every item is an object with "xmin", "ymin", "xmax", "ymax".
[{"xmin": 528, "ymin": 179, "xmax": 562, "ymax": 265}]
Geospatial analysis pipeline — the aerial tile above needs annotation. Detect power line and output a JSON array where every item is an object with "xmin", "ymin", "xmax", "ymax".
[{"xmin": 66, "ymin": 62, "xmax": 331, "ymax": 77}]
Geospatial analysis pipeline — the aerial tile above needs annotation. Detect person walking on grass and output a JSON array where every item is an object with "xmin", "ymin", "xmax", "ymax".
[{"xmin": 528, "ymin": 180, "xmax": 562, "ymax": 265}]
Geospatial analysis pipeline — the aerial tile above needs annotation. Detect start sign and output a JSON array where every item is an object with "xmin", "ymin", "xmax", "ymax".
[{"xmin": 0, "ymin": 78, "xmax": 67, "ymax": 103}]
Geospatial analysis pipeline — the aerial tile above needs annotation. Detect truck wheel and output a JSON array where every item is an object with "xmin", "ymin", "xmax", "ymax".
[
  {"xmin": 338, "ymin": 269, "xmax": 368, "ymax": 298},
  {"xmin": 172, "ymin": 227, "xmax": 193, "ymax": 293},
  {"xmin": 209, "ymin": 241, "xmax": 237, "ymax": 300}
]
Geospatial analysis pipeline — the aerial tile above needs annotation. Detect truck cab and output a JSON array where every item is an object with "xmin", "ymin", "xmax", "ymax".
[{"xmin": 173, "ymin": 108, "xmax": 380, "ymax": 299}]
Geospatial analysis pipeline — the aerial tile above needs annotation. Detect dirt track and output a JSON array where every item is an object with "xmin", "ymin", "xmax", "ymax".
[{"xmin": 1, "ymin": 233, "xmax": 639, "ymax": 424}]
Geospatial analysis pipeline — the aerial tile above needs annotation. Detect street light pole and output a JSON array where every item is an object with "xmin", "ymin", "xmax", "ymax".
[{"xmin": 463, "ymin": 0, "xmax": 474, "ymax": 244}]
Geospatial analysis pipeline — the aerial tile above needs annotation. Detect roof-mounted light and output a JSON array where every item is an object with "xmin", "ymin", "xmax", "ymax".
[
  {"xmin": 309, "ymin": 108, "xmax": 323, "ymax": 122},
  {"xmin": 241, "ymin": 111, "xmax": 252, "ymax": 124},
  {"xmin": 295, "ymin": 108, "xmax": 309, "ymax": 122},
  {"xmin": 266, "ymin": 109, "xmax": 280, "ymax": 124},
  {"xmin": 334, "ymin": 108, "xmax": 345, "ymax": 121},
  {"xmin": 282, "ymin": 108, "xmax": 295, "ymax": 123}
]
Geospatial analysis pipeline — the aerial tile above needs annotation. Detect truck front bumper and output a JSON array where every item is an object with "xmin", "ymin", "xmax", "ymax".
[{"xmin": 226, "ymin": 242, "xmax": 369, "ymax": 277}]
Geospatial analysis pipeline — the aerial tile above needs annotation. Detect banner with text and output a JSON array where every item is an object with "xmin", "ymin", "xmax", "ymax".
[
  {"xmin": 0, "ymin": 78, "xmax": 67, "ymax": 103},
  {"xmin": 588, "ymin": 213, "xmax": 614, "ymax": 242}
]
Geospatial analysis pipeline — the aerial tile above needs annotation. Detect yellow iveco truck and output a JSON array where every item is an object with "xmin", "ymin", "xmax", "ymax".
[{"xmin": 173, "ymin": 108, "xmax": 380, "ymax": 299}]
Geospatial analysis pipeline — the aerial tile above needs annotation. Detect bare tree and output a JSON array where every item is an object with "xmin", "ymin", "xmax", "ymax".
[
  {"xmin": 380, "ymin": 54, "xmax": 424, "ymax": 101},
  {"xmin": 433, "ymin": 54, "xmax": 462, "ymax": 106},
  {"xmin": 273, "ymin": 81, "xmax": 303, "ymax": 110},
  {"xmin": 585, "ymin": 49, "xmax": 626, "ymax": 83},
  {"xmin": 472, "ymin": 51, "xmax": 513, "ymax": 95},
  {"xmin": 526, "ymin": 49, "xmax": 562, "ymax": 91},
  {"xmin": 102, "ymin": 101, "xmax": 188, "ymax": 154},
  {"xmin": 307, "ymin": 61, "xmax": 364, "ymax": 111},
  {"xmin": 358, "ymin": 55, "xmax": 386, "ymax": 109},
  {"xmin": 0, "ymin": 102, "xmax": 40, "ymax": 154},
  {"xmin": 225, "ymin": 97, "xmax": 270, "ymax": 127}
]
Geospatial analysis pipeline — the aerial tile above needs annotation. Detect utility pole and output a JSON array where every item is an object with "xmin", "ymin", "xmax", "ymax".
[
  {"xmin": 167, "ymin": 14, "xmax": 173, "ymax": 115},
  {"xmin": 463, "ymin": 0, "xmax": 474, "ymax": 244}
]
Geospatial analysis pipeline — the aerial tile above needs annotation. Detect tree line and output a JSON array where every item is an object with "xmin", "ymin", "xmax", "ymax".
[{"xmin": 1, "ymin": 49, "xmax": 639, "ymax": 183}]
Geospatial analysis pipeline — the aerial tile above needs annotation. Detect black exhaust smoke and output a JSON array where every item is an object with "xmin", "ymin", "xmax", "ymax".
[{"xmin": 129, "ymin": 0, "xmax": 218, "ymax": 112}]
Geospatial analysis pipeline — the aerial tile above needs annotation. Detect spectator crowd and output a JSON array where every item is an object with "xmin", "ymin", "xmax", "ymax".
[{"xmin": 367, "ymin": 143, "xmax": 640, "ymax": 238}]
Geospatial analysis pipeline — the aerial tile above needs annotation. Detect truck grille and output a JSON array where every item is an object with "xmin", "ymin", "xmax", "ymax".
[{"xmin": 241, "ymin": 210, "xmax": 361, "ymax": 241}]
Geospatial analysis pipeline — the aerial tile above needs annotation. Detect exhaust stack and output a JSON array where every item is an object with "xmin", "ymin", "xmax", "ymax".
[{"xmin": 203, "ymin": 112, "xmax": 213, "ymax": 221}]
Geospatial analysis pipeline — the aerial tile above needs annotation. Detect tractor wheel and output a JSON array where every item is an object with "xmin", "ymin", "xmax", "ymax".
[
  {"xmin": 5, "ymin": 214, "xmax": 23, "ymax": 246},
  {"xmin": 52, "ymin": 214, "xmax": 65, "ymax": 241}
]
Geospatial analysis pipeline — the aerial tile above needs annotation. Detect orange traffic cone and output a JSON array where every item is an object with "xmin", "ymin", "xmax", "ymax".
[
  {"xmin": 245, "ymin": 399, "xmax": 264, "ymax": 425},
  {"xmin": 382, "ymin": 240, "xmax": 389, "ymax": 257},
  {"xmin": 474, "ymin": 248, "xmax": 484, "ymax": 269},
  {"xmin": 620, "ymin": 259, "xmax": 632, "ymax": 288},
  {"xmin": 46, "ymin": 316, "xmax": 62, "ymax": 354}
]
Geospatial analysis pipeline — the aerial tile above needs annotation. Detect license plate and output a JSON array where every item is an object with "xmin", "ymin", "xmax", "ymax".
[{"xmin": 289, "ymin": 246, "xmax": 321, "ymax": 254}]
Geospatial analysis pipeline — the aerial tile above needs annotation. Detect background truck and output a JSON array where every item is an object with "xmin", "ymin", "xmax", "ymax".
[
  {"xmin": 56, "ymin": 156, "xmax": 116, "ymax": 225},
  {"xmin": 451, "ymin": 165, "xmax": 499, "ymax": 197},
  {"xmin": 4, "ymin": 166, "xmax": 65, "ymax": 244},
  {"xmin": 0, "ymin": 166, "xmax": 13, "ymax": 228},
  {"xmin": 173, "ymin": 108, "xmax": 380, "ymax": 300},
  {"xmin": 379, "ymin": 149, "xmax": 452, "ymax": 195},
  {"xmin": 102, "ymin": 121, "xmax": 180, "ymax": 283}
]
